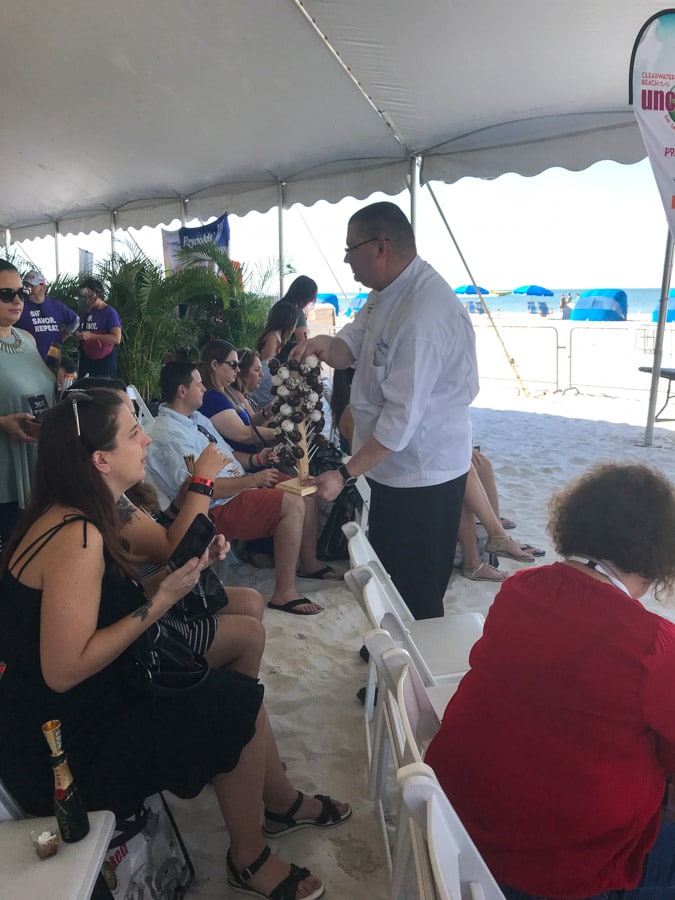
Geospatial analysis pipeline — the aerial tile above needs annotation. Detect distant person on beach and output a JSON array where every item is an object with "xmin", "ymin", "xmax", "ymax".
[
  {"xmin": 17, "ymin": 270, "xmax": 79, "ymax": 362},
  {"xmin": 291, "ymin": 201, "xmax": 479, "ymax": 620},
  {"xmin": 560, "ymin": 293, "xmax": 571, "ymax": 320},
  {"xmin": 427, "ymin": 462, "xmax": 675, "ymax": 900}
]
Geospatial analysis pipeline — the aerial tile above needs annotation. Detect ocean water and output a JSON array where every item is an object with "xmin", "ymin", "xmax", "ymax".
[
  {"xmin": 483, "ymin": 288, "xmax": 662, "ymax": 320},
  {"xmin": 334, "ymin": 288, "xmax": 666, "ymax": 320}
]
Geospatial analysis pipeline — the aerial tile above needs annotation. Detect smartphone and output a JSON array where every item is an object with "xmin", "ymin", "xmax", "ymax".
[{"xmin": 167, "ymin": 514, "xmax": 216, "ymax": 571}]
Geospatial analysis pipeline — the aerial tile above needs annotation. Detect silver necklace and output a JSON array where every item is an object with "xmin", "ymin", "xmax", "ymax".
[{"xmin": 0, "ymin": 328, "xmax": 26, "ymax": 354}]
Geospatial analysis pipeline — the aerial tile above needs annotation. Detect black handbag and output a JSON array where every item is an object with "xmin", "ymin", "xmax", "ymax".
[
  {"xmin": 131, "ymin": 621, "xmax": 209, "ymax": 695},
  {"xmin": 175, "ymin": 566, "xmax": 228, "ymax": 622},
  {"xmin": 317, "ymin": 483, "xmax": 363, "ymax": 561}
]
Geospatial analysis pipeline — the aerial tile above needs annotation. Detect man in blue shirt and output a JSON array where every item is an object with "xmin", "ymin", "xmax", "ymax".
[{"xmin": 17, "ymin": 270, "xmax": 79, "ymax": 361}]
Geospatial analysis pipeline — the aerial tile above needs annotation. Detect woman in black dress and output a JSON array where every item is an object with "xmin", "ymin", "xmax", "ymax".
[{"xmin": 0, "ymin": 388, "xmax": 349, "ymax": 900}]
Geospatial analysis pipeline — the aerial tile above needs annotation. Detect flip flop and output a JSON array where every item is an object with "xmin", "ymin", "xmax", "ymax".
[
  {"xmin": 267, "ymin": 598, "xmax": 323, "ymax": 615},
  {"xmin": 520, "ymin": 543, "xmax": 545, "ymax": 557},
  {"xmin": 296, "ymin": 565, "xmax": 342, "ymax": 581},
  {"xmin": 263, "ymin": 791, "xmax": 352, "ymax": 838},
  {"xmin": 461, "ymin": 562, "xmax": 506, "ymax": 582},
  {"xmin": 500, "ymin": 517, "xmax": 517, "ymax": 529},
  {"xmin": 486, "ymin": 536, "xmax": 535, "ymax": 563}
]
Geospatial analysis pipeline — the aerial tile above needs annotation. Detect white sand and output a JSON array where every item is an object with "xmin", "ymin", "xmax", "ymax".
[{"xmin": 168, "ymin": 366, "xmax": 675, "ymax": 898}]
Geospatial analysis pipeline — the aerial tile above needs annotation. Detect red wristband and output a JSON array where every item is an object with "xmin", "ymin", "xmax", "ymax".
[{"xmin": 192, "ymin": 476, "xmax": 215, "ymax": 488}]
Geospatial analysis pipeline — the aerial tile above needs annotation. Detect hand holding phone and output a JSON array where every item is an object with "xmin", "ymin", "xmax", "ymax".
[{"xmin": 167, "ymin": 514, "xmax": 216, "ymax": 571}]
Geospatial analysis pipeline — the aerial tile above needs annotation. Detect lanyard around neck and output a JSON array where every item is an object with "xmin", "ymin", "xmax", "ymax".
[{"xmin": 568, "ymin": 556, "xmax": 631, "ymax": 598}]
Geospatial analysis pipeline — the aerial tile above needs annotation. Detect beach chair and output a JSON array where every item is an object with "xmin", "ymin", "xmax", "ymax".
[
  {"xmin": 397, "ymin": 762, "xmax": 507, "ymax": 900},
  {"xmin": 344, "ymin": 558, "xmax": 485, "ymax": 684}
]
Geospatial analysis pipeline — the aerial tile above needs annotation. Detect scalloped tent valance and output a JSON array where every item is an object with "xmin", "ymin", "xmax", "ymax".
[{"xmin": 0, "ymin": 0, "xmax": 657, "ymax": 242}]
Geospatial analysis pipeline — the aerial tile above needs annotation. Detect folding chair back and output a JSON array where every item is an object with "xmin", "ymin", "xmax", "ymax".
[
  {"xmin": 126, "ymin": 384, "xmax": 156, "ymax": 431},
  {"xmin": 398, "ymin": 763, "xmax": 507, "ymax": 900}
]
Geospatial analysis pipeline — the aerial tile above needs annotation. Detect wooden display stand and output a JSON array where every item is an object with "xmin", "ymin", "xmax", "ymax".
[
  {"xmin": 276, "ymin": 421, "xmax": 317, "ymax": 496},
  {"xmin": 269, "ymin": 357, "xmax": 326, "ymax": 496}
]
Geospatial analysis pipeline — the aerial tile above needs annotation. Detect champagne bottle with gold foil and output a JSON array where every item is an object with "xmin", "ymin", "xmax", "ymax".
[{"xmin": 42, "ymin": 720, "xmax": 90, "ymax": 843}]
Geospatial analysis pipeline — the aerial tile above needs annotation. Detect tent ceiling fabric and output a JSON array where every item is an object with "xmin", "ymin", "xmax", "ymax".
[{"xmin": 0, "ymin": 0, "xmax": 662, "ymax": 241}]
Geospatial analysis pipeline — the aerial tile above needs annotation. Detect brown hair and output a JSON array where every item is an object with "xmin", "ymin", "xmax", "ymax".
[
  {"xmin": 5, "ymin": 388, "xmax": 137, "ymax": 576},
  {"xmin": 548, "ymin": 462, "xmax": 675, "ymax": 599}
]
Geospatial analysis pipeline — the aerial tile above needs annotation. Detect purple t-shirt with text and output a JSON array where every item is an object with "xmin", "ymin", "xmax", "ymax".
[{"xmin": 16, "ymin": 296, "xmax": 79, "ymax": 360}]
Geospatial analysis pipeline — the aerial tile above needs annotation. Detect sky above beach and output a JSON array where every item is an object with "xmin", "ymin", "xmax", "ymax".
[{"xmin": 16, "ymin": 157, "xmax": 672, "ymax": 295}]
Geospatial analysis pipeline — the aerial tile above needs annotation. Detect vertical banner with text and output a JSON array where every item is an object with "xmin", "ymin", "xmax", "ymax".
[{"xmin": 631, "ymin": 11, "xmax": 675, "ymax": 237}]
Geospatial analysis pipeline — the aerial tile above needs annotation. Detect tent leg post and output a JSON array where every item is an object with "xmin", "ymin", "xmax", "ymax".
[{"xmin": 644, "ymin": 228, "xmax": 674, "ymax": 447}]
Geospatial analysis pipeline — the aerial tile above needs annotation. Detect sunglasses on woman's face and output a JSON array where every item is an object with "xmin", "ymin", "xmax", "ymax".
[
  {"xmin": 0, "ymin": 287, "xmax": 30, "ymax": 303},
  {"xmin": 223, "ymin": 360, "xmax": 240, "ymax": 370}
]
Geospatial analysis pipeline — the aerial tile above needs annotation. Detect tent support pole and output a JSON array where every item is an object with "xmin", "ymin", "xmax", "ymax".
[
  {"xmin": 409, "ymin": 155, "xmax": 420, "ymax": 234},
  {"xmin": 4, "ymin": 228, "xmax": 10, "ymax": 252},
  {"xmin": 110, "ymin": 210, "xmax": 117, "ymax": 256},
  {"xmin": 425, "ymin": 181, "xmax": 530, "ymax": 397},
  {"xmin": 53, "ymin": 221, "xmax": 60, "ymax": 276},
  {"xmin": 278, "ymin": 181, "xmax": 286, "ymax": 297},
  {"xmin": 643, "ymin": 228, "xmax": 674, "ymax": 446},
  {"xmin": 180, "ymin": 198, "xmax": 188, "ymax": 227}
]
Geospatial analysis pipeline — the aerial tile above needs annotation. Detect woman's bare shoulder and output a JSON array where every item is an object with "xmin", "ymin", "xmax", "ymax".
[{"xmin": 11, "ymin": 507, "xmax": 104, "ymax": 580}]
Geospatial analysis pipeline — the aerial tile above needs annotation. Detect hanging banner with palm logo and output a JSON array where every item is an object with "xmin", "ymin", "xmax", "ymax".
[
  {"xmin": 630, "ymin": 10, "xmax": 675, "ymax": 237},
  {"xmin": 162, "ymin": 212, "xmax": 231, "ymax": 273}
]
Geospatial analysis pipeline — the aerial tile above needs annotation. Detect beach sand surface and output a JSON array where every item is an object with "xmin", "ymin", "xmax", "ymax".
[{"xmin": 169, "ymin": 379, "xmax": 675, "ymax": 897}]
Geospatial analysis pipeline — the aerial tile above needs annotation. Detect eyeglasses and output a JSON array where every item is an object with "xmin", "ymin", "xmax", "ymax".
[
  {"xmin": 0, "ymin": 287, "xmax": 30, "ymax": 303},
  {"xmin": 344, "ymin": 236, "xmax": 383, "ymax": 256},
  {"xmin": 65, "ymin": 389, "xmax": 93, "ymax": 437},
  {"xmin": 223, "ymin": 360, "xmax": 240, "ymax": 370}
]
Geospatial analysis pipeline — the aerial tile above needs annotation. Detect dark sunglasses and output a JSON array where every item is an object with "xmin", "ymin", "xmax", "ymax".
[
  {"xmin": 223, "ymin": 360, "xmax": 240, "ymax": 370},
  {"xmin": 0, "ymin": 287, "xmax": 30, "ymax": 303}
]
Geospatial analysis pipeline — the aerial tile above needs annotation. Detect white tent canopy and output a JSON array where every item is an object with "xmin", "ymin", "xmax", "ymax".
[{"xmin": 0, "ymin": 0, "xmax": 662, "ymax": 242}]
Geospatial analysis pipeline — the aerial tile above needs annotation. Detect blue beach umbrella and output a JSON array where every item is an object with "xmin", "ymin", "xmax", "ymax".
[
  {"xmin": 512, "ymin": 284, "xmax": 554, "ymax": 297},
  {"xmin": 455, "ymin": 284, "xmax": 489, "ymax": 295}
]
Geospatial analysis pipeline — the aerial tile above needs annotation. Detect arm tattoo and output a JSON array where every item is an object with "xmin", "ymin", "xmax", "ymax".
[
  {"xmin": 116, "ymin": 495, "xmax": 137, "ymax": 526},
  {"xmin": 131, "ymin": 600, "xmax": 152, "ymax": 622}
]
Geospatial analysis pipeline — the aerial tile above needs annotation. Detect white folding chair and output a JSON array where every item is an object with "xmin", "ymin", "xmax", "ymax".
[
  {"xmin": 126, "ymin": 384, "xmax": 156, "ymax": 432},
  {"xmin": 363, "ymin": 630, "xmax": 457, "ymax": 883},
  {"xmin": 397, "ymin": 762, "xmax": 507, "ymax": 900},
  {"xmin": 345, "ymin": 563, "xmax": 484, "ymax": 686}
]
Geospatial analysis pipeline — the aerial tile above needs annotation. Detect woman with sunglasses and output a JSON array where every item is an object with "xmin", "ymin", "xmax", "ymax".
[
  {"xmin": 0, "ymin": 387, "xmax": 349, "ymax": 900},
  {"xmin": 199, "ymin": 339, "xmax": 276, "ymax": 458},
  {"xmin": 0, "ymin": 260, "xmax": 55, "ymax": 550}
]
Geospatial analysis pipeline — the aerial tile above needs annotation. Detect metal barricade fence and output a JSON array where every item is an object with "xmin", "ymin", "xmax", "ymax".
[{"xmin": 474, "ymin": 321, "xmax": 675, "ymax": 395}]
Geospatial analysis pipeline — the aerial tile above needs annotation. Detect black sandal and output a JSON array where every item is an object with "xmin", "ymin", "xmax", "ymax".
[
  {"xmin": 226, "ymin": 845, "xmax": 324, "ymax": 900},
  {"xmin": 263, "ymin": 791, "xmax": 352, "ymax": 838}
]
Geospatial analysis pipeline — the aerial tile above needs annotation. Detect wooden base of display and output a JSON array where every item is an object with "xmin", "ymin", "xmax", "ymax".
[{"xmin": 276, "ymin": 477, "xmax": 317, "ymax": 496}]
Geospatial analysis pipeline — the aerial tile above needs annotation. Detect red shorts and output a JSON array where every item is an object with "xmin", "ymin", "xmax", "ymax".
[{"xmin": 210, "ymin": 488, "xmax": 284, "ymax": 540}]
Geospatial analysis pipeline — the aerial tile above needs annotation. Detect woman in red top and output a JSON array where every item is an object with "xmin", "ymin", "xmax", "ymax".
[{"xmin": 426, "ymin": 462, "xmax": 675, "ymax": 900}]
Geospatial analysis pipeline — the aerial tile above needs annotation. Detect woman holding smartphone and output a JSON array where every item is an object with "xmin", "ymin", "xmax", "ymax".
[{"xmin": 0, "ymin": 388, "xmax": 349, "ymax": 900}]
